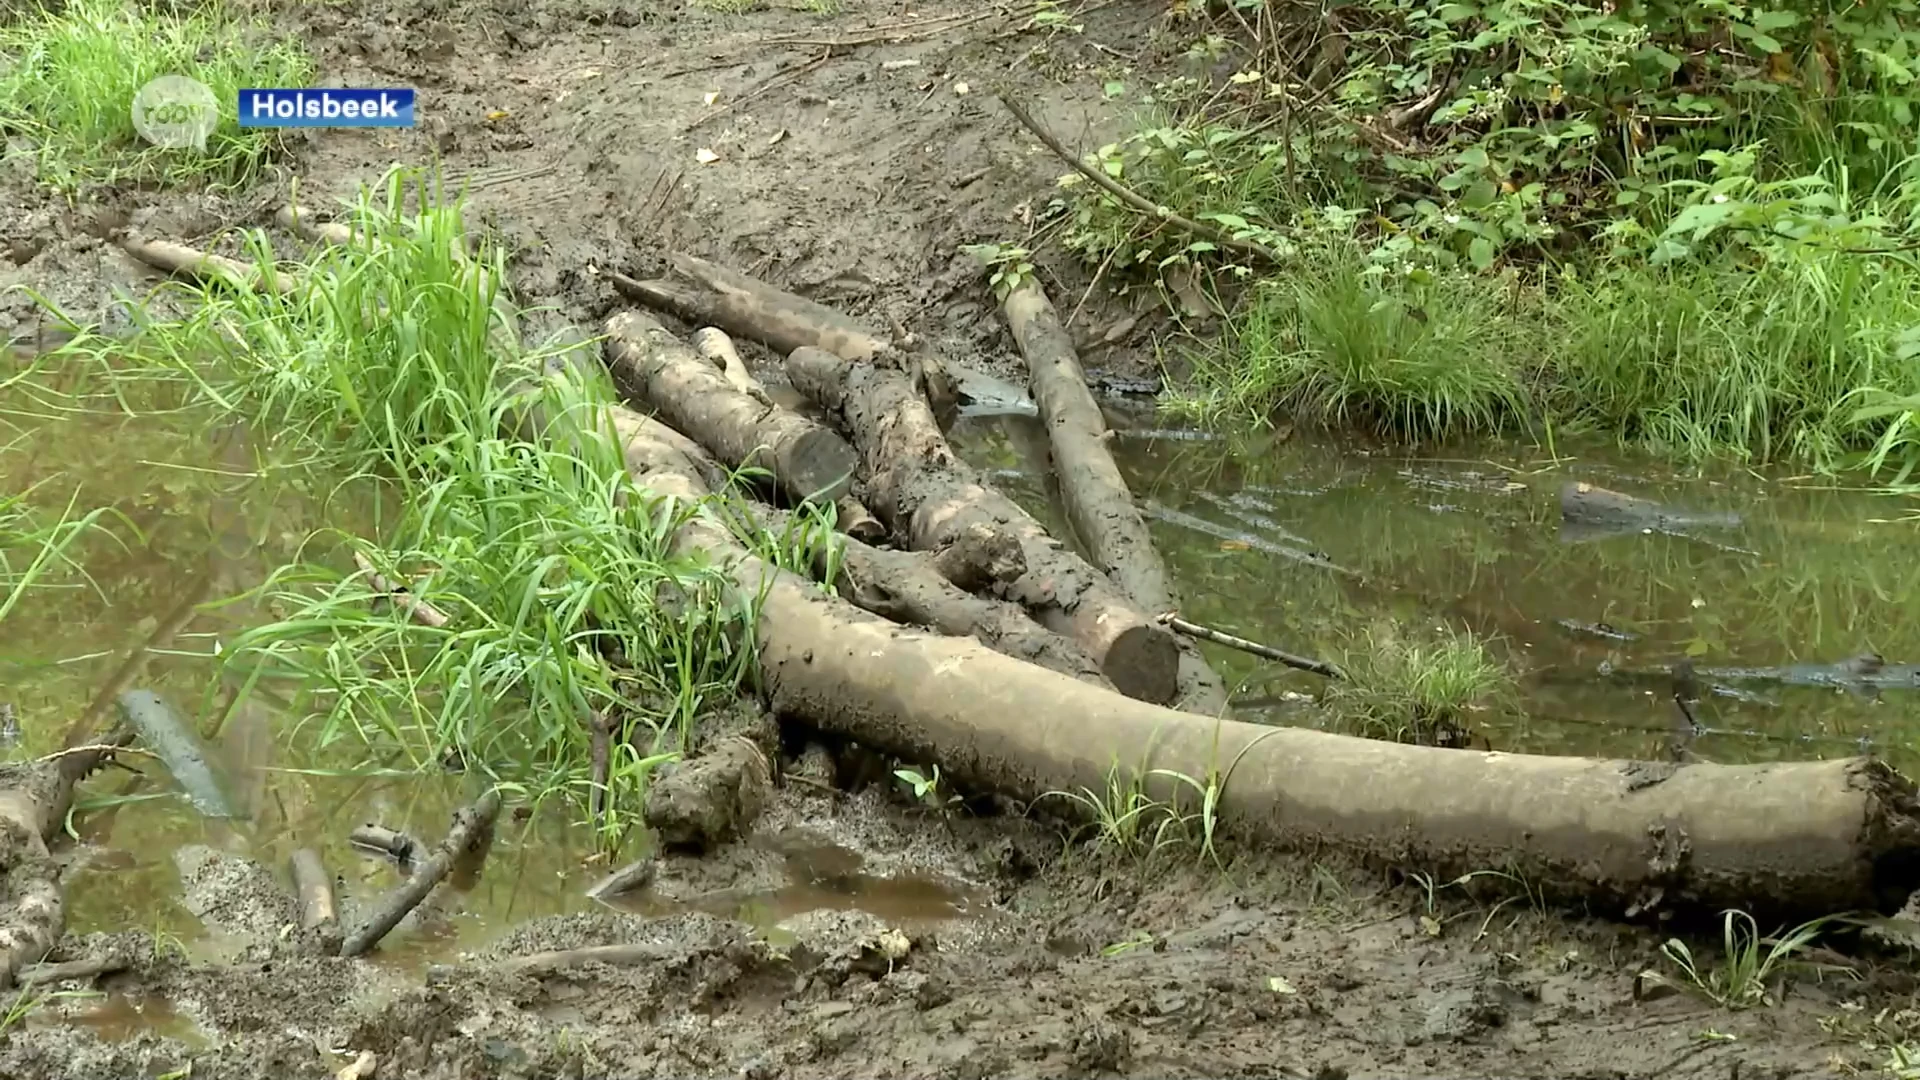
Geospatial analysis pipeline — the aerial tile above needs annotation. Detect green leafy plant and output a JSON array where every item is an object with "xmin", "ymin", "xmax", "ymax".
[{"xmin": 1639, "ymin": 909, "xmax": 1851, "ymax": 1009}]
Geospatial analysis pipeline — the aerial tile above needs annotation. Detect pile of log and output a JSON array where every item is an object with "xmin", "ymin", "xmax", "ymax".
[{"xmin": 97, "ymin": 218, "xmax": 1920, "ymax": 929}]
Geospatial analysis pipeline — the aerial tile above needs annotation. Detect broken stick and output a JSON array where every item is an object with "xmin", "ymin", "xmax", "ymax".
[
  {"xmin": 289, "ymin": 848, "xmax": 337, "ymax": 930},
  {"xmin": 352, "ymin": 551, "xmax": 451, "ymax": 629},
  {"xmin": 1155, "ymin": 614, "xmax": 1345, "ymax": 679},
  {"xmin": 498, "ymin": 941, "xmax": 675, "ymax": 976},
  {"xmin": 118, "ymin": 234, "xmax": 298, "ymax": 294},
  {"xmin": 1001, "ymin": 276, "xmax": 1231, "ymax": 714},
  {"xmin": 783, "ymin": 345, "xmax": 1182, "ymax": 704},
  {"xmin": 340, "ymin": 789, "xmax": 503, "ymax": 957}
]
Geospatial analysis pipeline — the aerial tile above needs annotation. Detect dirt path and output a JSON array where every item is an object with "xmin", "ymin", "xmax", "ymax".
[{"xmin": 0, "ymin": 2, "xmax": 1905, "ymax": 1077}]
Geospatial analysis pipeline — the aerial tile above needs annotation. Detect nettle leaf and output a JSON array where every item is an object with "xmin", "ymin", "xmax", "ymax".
[{"xmin": 1467, "ymin": 236, "xmax": 1496, "ymax": 269}]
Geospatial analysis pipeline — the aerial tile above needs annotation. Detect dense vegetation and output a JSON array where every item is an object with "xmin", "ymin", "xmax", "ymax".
[{"xmin": 1053, "ymin": 0, "xmax": 1920, "ymax": 480}]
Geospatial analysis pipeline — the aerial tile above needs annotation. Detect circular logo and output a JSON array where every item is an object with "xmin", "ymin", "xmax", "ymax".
[{"xmin": 131, "ymin": 75, "xmax": 220, "ymax": 153}]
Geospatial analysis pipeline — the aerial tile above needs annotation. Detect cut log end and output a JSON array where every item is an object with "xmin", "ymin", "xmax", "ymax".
[
  {"xmin": 1102, "ymin": 625, "xmax": 1182, "ymax": 706},
  {"xmin": 783, "ymin": 427, "xmax": 859, "ymax": 505},
  {"xmin": 929, "ymin": 522, "xmax": 1026, "ymax": 592}
]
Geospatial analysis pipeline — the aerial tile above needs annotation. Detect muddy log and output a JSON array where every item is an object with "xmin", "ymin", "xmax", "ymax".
[
  {"xmin": 0, "ymin": 732, "xmax": 134, "ymax": 988},
  {"xmin": 783, "ymin": 344, "xmax": 1183, "ymax": 706},
  {"xmin": 748, "ymin": 504, "xmax": 1110, "ymax": 688},
  {"xmin": 1001, "ymin": 278, "xmax": 1231, "ymax": 715},
  {"xmin": 604, "ymin": 311, "xmax": 860, "ymax": 508},
  {"xmin": 688, "ymin": 326, "xmax": 886, "ymax": 543},
  {"xmin": 605, "ymin": 399, "xmax": 1920, "ymax": 921}
]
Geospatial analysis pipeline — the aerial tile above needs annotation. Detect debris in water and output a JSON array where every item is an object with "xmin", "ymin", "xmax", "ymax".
[{"xmin": 1552, "ymin": 618, "xmax": 1640, "ymax": 644}]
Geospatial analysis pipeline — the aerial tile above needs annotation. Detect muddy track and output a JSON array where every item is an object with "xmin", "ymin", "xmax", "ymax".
[{"xmin": 0, "ymin": 1, "xmax": 1907, "ymax": 1077}]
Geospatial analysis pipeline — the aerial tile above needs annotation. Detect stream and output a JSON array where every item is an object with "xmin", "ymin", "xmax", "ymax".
[{"xmin": 4, "ymin": 381, "xmax": 1918, "ymax": 1008}]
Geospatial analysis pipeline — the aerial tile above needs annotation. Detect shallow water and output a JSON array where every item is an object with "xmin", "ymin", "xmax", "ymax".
[
  {"xmin": 952, "ymin": 405, "xmax": 1920, "ymax": 770},
  {"xmin": 6, "ymin": 376, "xmax": 1919, "ymax": 995}
]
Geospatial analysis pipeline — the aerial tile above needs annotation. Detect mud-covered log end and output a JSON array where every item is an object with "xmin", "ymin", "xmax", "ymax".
[
  {"xmin": 779, "ymin": 427, "xmax": 859, "ymax": 505},
  {"xmin": 1100, "ymin": 624, "xmax": 1182, "ymax": 705},
  {"xmin": 1852, "ymin": 757, "xmax": 1920, "ymax": 912}
]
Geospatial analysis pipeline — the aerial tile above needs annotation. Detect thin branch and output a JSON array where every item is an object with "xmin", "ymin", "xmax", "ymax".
[
  {"xmin": 1155, "ymin": 613, "xmax": 1344, "ymax": 679},
  {"xmin": 994, "ymin": 90, "xmax": 1288, "ymax": 265}
]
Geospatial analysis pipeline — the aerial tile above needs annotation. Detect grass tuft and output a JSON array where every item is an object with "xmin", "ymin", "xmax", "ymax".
[
  {"xmin": 1639, "ymin": 909, "xmax": 1850, "ymax": 1010},
  {"xmin": 0, "ymin": 0, "xmax": 312, "ymax": 190},
  {"xmin": 1322, "ymin": 620, "xmax": 1515, "ymax": 747}
]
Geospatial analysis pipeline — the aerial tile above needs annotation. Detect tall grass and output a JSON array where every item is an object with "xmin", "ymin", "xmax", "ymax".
[
  {"xmin": 1322, "ymin": 620, "xmax": 1516, "ymax": 746},
  {"xmin": 59, "ymin": 168, "xmax": 831, "ymax": 835},
  {"xmin": 0, "ymin": 0, "xmax": 312, "ymax": 190}
]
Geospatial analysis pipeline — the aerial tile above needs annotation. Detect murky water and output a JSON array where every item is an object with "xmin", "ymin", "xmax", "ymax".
[
  {"xmin": 7, "ymin": 370, "xmax": 1919, "ymax": 1002},
  {"xmin": 953, "ymin": 404, "xmax": 1920, "ymax": 770}
]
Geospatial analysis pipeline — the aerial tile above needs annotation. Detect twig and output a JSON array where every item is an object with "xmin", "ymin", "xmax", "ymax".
[
  {"xmin": 760, "ymin": 7, "xmax": 1004, "ymax": 48},
  {"xmin": 587, "ymin": 709, "xmax": 612, "ymax": 837},
  {"xmin": 349, "ymin": 823, "xmax": 417, "ymax": 869},
  {"xmin": 1155, "ymin": 613, "xmax": 1344, "ymax": 679},
  {"xmin": 33, "ymin": 743, "xmax": 159, "ymax": 766},
  {"xmin": 584, "ymin": 855, "xmax": 656, "ymax": 901},
  {"xmin": 118, "ymin": 234, "xmax": 299, "ymax": 294},
  {"xmin": 14, "ymin": 956, "xmax": 128, "ymax": 987},
  {"xmin": 994, "ymin": 90, "xmax": 1288, "ymax": 265},
  {"xmin": 340, "ymin": 789, "xmax": 503, "ymax": 957},
  {"xmin": 352, "ymin": 551, "xmax": 451, "ymax": 629}
]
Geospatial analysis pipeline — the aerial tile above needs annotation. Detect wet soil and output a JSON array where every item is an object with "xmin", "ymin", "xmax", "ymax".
[{"xmin": 3, "ymin": 1, "xmax": 1918, "ymax": 1077}]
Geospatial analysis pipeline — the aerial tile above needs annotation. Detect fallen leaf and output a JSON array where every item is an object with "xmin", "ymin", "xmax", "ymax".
[
  {"xmin": 703, "ymin": 91, "xmax": 720, "ymax": 106},
  {"xmin": 1219, "ymin": 540, "xmax": 1250, "ymax": 551},
  {"xmin": 695, "ymin": 147, "xmax": 720, "ymax": 164},
  {"xmin": 337, "ymin": 1050, "xmax": 378, "ymax": 1080},
  {"xmin": 1268, "ymin": 976, "xmax": 1296, "ymax": 994},
  {"xmin": 767, "ymin": 128, "xmax": 788, "ymax": 146},
  {"xmin": 484, "ymin": 109, "xmax": 510, "ymax": 122},
  {"xmin": 953, "ymin": 81, "xmax": 971, "ymax": 94}
]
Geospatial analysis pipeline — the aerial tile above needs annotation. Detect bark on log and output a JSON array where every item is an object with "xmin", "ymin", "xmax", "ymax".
[
  {"xmin": 604, "ymin": 311, "xmax": 859, "ymax": 508},
  {"xmin": 1001, "ymin": 278, "xmax": 1231, "ymax": 715},
  {"xmin": 783, "ymin": 344, "xmax": 1182, "ymax": 705},
  {"xmin": 687, "ymin": 326, "xmax": 887, "ymax": 543},
  {"xmin": 928, "ymin": 522, "xmax": 1026, "ymax": 593},
  {"xmin": 608, "ymin": 255, "xmax": 893, "ymax": 361},
  {"xmin": 751, "ymin": 504, "xmax": 1109, "ymax": 688},
  {"xmin": 606, "ymin": 397, "xmax": 1920, "ymax": 922}
]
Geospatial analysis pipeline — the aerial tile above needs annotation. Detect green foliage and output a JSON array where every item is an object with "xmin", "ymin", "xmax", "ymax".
[
  {"xmin": 1322, "ymin": 620, "xmax": 1515, "ymax": 745},
  {"xmin": 1639, "ymin": 909, "xmax": 1849, "ymax": 1008},
  {"xmin": 0, "ymin": 0, "xmax": 313, "ymax": 190},
  {"xmin": 1049, "ymin": 0, "xmax": 1920, "ymax": 475}
]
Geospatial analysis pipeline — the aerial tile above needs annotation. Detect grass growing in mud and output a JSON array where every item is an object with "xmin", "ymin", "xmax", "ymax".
[
  {"xmin": 1042, "ymin": 4, "xmax": 1920, "ymax": 481},
  {"xmin": 40, "ymin": 168, "xmax": 832, "ymax": 841},
  {"xmin": 1321, "ymin": 621, "xmax": 1515, "ymax": 747},
  {"xmin": 0, "ymin": 0, "xmax": 311, "ymax": 190}
]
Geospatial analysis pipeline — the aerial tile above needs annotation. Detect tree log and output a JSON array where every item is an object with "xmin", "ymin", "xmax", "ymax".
[
  {"xmin": 1001, "ymin": 278, "xmax": 1231, "ymax": 715},
  {"xmin": 783, "ymin": 344, "xmax": 1182, "ymax": 705},
  {"xmin": 749, "ymin": 504, "xmax": 1109, "ymax": 688},
  {"xmin": 607, "ymin": 399, "xmax": 1920, "ymax": 922},
  {"xmin": 928, "ymin": 522, "xmax": 1026, "ymax": 593},
  {"xmin": 688, "ymin": 326, "xmax": 886, "ymax": 544},
  {"xmin": 605, "ymin": 312, "xmax": 859, "ymax": 508}
]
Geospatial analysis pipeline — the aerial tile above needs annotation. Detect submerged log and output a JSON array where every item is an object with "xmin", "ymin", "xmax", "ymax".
[
  {"xmin": 340, "ymin": 790, "xmax": 502, "ymax": 958},
  {"xmin": 783, "ymin": 344, "xmax": 1182, "ymax": 705},
  {"xmin": 1001, "ymin": 278, "xmax": 1230, "ymax": 715},
  {"xmin": 605, "ymin": 396, "xmax": 1920, "ymax": 922},
  {"xmin": 604, "ymin": 311, "xmax": 859, "ymax": 508}
]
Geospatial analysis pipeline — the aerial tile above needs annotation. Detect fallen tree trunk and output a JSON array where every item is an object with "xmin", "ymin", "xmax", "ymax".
[
  {"xmin": 603, "ymin": 395, "xmax": 1920, "ymax": 922},
  {"xmin": 604, "ymin": 311, "xmax": 859, "ymax": 508},
  {"xmin": 0, "ymin": 733, "xmax": 134, "ymax": 988},
  {"xmin": 1001, "ymin": 278, "xmax": 1230, "ymax": 715},
  {"xmin": 783, "ymin": 344, "xmax": 1183, "ymax": 705}
]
